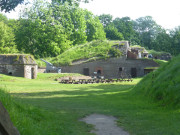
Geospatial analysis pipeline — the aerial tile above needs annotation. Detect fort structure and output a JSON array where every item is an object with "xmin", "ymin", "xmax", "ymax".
[
  {"xmin": 0, "ymin": 54, "xmax": 37, "ymax": 79},
  {"xmin": 61, "ymin": 41, "xmax": 159, "ymax": 78}
]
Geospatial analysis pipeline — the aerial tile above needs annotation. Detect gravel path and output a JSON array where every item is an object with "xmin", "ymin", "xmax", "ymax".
[{"xmin": 81, "ymin": 114, "xmax": 130, "ymax": 135}]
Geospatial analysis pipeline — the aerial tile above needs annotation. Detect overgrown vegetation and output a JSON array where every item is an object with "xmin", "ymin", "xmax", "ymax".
[
  {"xmin": 133, "ymin": 54, "xmax": 180, "ymax": 108},
  {"xmin": 49, "ymin": 40, "xmax": 122, "ymax": 66}
]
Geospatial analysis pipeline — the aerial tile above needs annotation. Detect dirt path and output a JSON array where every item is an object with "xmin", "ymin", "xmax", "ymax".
[{"xmin": 81, "ymin": 114, "xmax": 129, "ymax": 135}]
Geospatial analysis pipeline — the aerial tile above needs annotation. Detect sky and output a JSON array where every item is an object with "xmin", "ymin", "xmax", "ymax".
[
  {"xmin": 2, "ymin": 0, "xmax": 180, "ymax": 29},
  {"xmin": 80, "ymin": 0, "xmax": 180, "ymax": 29}
]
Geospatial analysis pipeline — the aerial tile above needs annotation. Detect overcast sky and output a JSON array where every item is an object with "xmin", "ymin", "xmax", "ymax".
[
  {"xmin": 80, "ymin": 0, "xmax": 180, "ymax": 29},
  {"xmin": 2, "ymin": 0, "xmax": 180, "ymax": 29}
]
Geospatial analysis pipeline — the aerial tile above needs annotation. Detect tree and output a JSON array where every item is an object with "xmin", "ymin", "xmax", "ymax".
[
  {"xmin": 84, "ymin": 10, "xmax": 106, "ymax": 41},
  {"xmin": 152, "ymin": 30, "xmax": 172, "ymax": 53},
  {"xmin": 16, "ymin": 0, "xmax": 72, "ymax": 58},
  {"xmin": 169, "ymin": 27, "xmax": 180, "ymax": 55},
  {"xmin": 0, "ymin": 21, "xmax": 17, "ymax": 53},
  {"xmin": 0, "ymin": 0, "xmax": 24, "ymax": 12},
  {"xmin": 104, "ymin": 24, "xmax": 124, "ymax": 40},
  {"xmin": 52, "ymin": 0, "xmax": 91, "ymax": 6},
  {"xmin": 133, "ymin": 16, "xmax": 163, "ymax": 49},
  {"xmin": 0, "ymin": 0, "xmax": 91, "ymax": 12},
  {"xmin": 69, "ymin": 6, "xmax": 87, "ymax": 45},
  {"xmin": 0, "ymin": 13, "xmax": 8, "ymax": 23},
  {"xmin": 113, "ymin": 17, "xmax": 136, "ymax": 42},
  {"xmin": 99, "ymin": 14, "xmax": 113, "ymax": 27}
]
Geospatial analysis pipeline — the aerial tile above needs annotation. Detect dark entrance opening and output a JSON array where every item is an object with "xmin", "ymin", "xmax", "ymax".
[
  {"xmin": 97, "ymin": 70, "xmax": 101, "ymax": 76},
  {"xmin": 119, "ymin": 67, "xmax": 122, "ymax": 72},
  {"xmin": 8, "ymin": 72, "xmax": 12, "ymax": 75},
  {"xmin": 0, "ymin": 122, "xmax": 8, "ymax": 135},
  {"xmin": 83, "ymin": 68, "xmax": 89, "ymax": 76},
  {"xmin": 131, "ymin": 68, "xmax": 137, "ymax": 78},
  {"xmin": 31, "ymin": 68, "xmax": 35, "ymax": 79}
]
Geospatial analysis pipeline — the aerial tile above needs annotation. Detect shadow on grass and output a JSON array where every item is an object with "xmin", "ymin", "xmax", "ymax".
[
  {"xmin": 10, "ymin": 83, "xmax": 180, "ymax": 135},
  {"xmin": 11, "ymin": 84, "xmax": 132, "ymax": 98},
  {"xmin": 10, "ymin": 84, "xmax": 136, "ymax": 116}
]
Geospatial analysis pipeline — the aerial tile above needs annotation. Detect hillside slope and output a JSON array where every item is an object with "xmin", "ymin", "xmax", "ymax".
[
  {"xmin": 133, "ymin": 55, "xmax": 180, "ymax": 108},
  {"xmin": 48, "ymin": 40, "xmax": 122, "ymax": 66}
]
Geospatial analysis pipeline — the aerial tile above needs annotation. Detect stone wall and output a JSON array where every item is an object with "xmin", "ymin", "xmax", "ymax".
[
  {"xmin": 38, "ymin": 67, "xmax": 46, "ymax": 73},
  {"xmin": 0, "ymin": 65, "xmax": 24, "ymax": 77},
  {"xmin": 24, "ymin": 65, "xmax": 38, "ymax": 79},
  {"xmin": 0, "ymin": 55, "xmax": 38, "ymax": 79},
  {"xmin": 0, "ymin": 65, "xmax": 37, "ymax": 79},
  {"xmin": 61, "ymin": 57, "xmax": 159, "ymax": 78}
]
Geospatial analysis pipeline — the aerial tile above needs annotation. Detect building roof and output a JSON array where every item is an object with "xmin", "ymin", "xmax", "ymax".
[{"xmin": 0, "ymin": 54, "xmax": 37, "ymax": 65}]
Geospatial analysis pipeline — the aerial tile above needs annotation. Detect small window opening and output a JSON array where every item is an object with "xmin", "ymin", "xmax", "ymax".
[{"xmin": 119, "ymin": 67, "xmax": 122, "ymax": 72}]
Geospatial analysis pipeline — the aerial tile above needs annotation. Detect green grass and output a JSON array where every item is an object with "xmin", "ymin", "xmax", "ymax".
[
  {"xmin": 153, "ymin": 59, "xmax": 168, "ymax": 66},
  {"xmin": 40, "ymin": 40, "xmax": 122, "ymax": 66},
  {"xmin": 133, "ymin": 54, "xmax": 180, "ymax": 108},
  {"xmin": 1, "ymin": 73, "xmax": 180, "ymax": 135}
]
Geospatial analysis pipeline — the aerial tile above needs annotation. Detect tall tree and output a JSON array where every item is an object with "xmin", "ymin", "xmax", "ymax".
[
  {"xmin": 0, "ymin": 13, "xmax": 8, "ymax": 23},
  {"xmin": 84, "ymin": 10, "xmax": 106, "ymax": 41},
  {"xmin": 0, "ymin": 0, "xmax": 91, "ymax": 12},
  {"xmin": 0, "ymin": 21, "xmax": 17, "ymax": 53},
  {"xmin": 16, "ymin": 0, "xmax": 72, "ymax": 58},
  {"xmin": 104, "ymin": 24, "xmax": 124, "ymax": 40},
  {"xmin": 51, "ymin": 3, "xmax": 87, "ymax": 45},
  {"xmin": 99, "ymin": 14, "xmax": 113, "ymax": 27},
  {"xmin": 113, "ymin": 17, "xmax": 136, "ymax": 42},
  {"xmin": 170, "ymin": 27, "xmax": 180, "ymax": 55},
  {"xmin": 152, "ymin": 30, "xmax": 172, "ymax": 53},
  {"xmin": 69, "ymin": 6, "xmax": 87, "ymax": 45},
  {"xmin": 133, "ymin": 16, "xmax": 163, "ymax": 49}
]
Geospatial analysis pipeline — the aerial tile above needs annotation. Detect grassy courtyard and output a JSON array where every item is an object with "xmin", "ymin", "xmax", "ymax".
[{"xmin": 0, "ymin": 73, "xmax": 180, "ymax": 135}]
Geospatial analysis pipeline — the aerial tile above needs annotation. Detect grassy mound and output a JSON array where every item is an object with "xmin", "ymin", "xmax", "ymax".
[
  {"xmin": 133, "ymin": 55, "xmax": 180, "ymax": 108},
  {"xmin": 38, "ymin": 40, "xmax": 122, "ymax": 66}
]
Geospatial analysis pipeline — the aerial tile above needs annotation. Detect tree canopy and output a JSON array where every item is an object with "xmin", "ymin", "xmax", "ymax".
[
  {"xmin": 0, "ymin": 0, "xmax": 180, "ymax": 58},
  {"xmin": 0, "ymin": 0, "xmax": 91, "ymax": 12},
  {"xmin": 12, "ymin": 0, "xmax": 105, "ymax": 58}
]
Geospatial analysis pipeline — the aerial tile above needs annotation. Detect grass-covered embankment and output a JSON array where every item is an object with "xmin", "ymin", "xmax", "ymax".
[
  {"xmin": 0, "ymin": 88, "xmax": 49, "ymax": 135},
  {"xmin": 133, "ymin": 54, "xmax": 180, "ymax": 108},
  {"xmin": 36, "ymin": 40, "xmax": 122, "ymax": 67}
]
